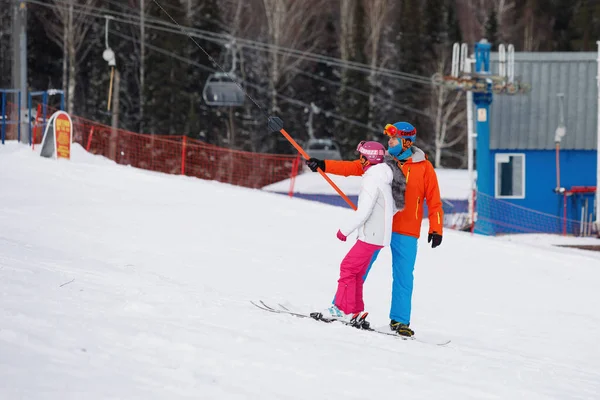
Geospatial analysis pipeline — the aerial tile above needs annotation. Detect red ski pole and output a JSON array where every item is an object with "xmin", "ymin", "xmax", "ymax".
[{"xmin": 268, "ymin": 116, "xmax": 356, "ymax": 210}]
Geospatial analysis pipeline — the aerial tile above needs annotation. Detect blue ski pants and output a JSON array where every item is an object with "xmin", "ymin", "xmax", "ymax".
[{"xmin": 362, "ymin": 233, "xmax": 418, "ymax": 324}]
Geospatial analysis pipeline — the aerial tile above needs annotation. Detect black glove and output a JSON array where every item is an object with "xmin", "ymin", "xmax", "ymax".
[
  {"xmin": 428, "ymin": 232, "xmax": 442, "ymax": 248},
  {"xmin": 306, "ymin": 158, "xmax": 325, "ymax": 172}
]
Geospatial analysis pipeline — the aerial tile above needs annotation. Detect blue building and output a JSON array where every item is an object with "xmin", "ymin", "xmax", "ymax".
[{"xmin": 477, "ymin": 51, "xmax": 598, "ymax": 235}]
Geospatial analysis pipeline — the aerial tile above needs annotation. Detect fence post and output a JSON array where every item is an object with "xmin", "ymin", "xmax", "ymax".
[
  {"xmin": 563, "ymin": 192, "xmax": 567, "ymax": 236},
  {"xmin": 85, "ymin": 126, "xmax": 95, "ymax": 151},
  {"xmin": 288, "ymin": 154, "xmax": 301, "ymax": 198},
  {"xmin": 181, "ymin": 136, "xmax": 187, "ymax": 175},
  {"xmin": 470, "ymin": 190, "xmax": 476, "ymax": 234},
  {"xmin": 32, "ymin": 103, "xmax": 41, "ymax": 150}
]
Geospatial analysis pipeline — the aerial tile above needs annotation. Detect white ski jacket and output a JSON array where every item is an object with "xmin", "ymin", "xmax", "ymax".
[{"xmin": 339, "ymin": 163, "xmax": 396, "ymax": 246}]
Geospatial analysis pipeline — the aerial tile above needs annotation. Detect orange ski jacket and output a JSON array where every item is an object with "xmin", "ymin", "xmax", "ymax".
[{"xmin": 324, "ymin": 147, "xmax": 443, "ymax": 238}]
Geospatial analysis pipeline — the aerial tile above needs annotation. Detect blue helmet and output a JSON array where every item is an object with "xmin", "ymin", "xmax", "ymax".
[{"xmin": 383, "ymin": 122, "xmax": 417, "ymax": 142}]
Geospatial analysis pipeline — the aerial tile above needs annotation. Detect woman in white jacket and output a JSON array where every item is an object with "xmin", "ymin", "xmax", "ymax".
[{"xmin": 323, "ymin": 141, "xmax": 406, "ymax": 323}]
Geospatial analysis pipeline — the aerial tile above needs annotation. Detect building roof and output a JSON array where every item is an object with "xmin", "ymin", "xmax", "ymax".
[{"xmin": 489, "ymin": 51, "xmax": 598, "ymax": 150}]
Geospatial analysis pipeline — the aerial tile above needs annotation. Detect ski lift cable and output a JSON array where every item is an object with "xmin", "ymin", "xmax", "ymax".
[
  {"xmin": 101, "ymin": 0, "xmax": 233, "ymax": 33},
  {"xmin": 87, "ymin": 6, "xmax": 431, "ymax": 85},
  {"xmin": 107, "ymin": 26, "xmax": 385, "ymax": 133},
  {"xmin": 145, "ymin": 0, "xmax": 267, "ymax": 118},
  {"xmin": 46, "ymin": 0, "xmax": 431, "ymax": 84},
  {"xmin": 27, "ymin": 0, "xmax": 433, "ymax": 86},
  {"xmin": 292, "ymin": 67, "xmax": 432, "ymax": 117},
  {"xmin": 29, "ymin": 0, "xmax": 429, "ymax": 124},
  {"xmin": 28, "ymin": 0, "xmax": 431, "ymax": 121}
]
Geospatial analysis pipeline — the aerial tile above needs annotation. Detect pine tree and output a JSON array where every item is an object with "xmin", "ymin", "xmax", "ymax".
[
  {"xmin": 336, "ymin": 0, "xmax": 370, "ymax": 157},
  {"xmin": 0, "ymin": 3, "xmax": 12, "ymax": 89},
  {"xmin": 28, "ymin": 6, "xmax": 63, "ymax": 95},
  {"xmin": 484, "ymin": 9, "xmax": 499, "ymax": 48},
  {"xmin": 142, "ymin": 0, "xmax": 228, "ymax": 138},
  {"xmin": 393, "ymin": 0, "xmax": 429, "ymax": 143},
  {"xmin": 182, "ymin": 0, "xmax": 229, "ymax": 143},
  {"xmin": 309, "ymin": 14, "xmax": 338, "ymax": 140},
  {"xmin": 446, "ymin": 1, "xmax": 462, "ymax": 44},
  {"xmin": 76, "ymin": 19, "xmax": 114, "ymax": 126},
  {"xmin": 569, "ymin": 0, "xmax": 600, "ymax": 51}
]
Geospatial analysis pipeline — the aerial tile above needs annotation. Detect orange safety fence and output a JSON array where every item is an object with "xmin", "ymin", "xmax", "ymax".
[
  {"xmin": 16, "ymin": 104, "xmax": 299, "ymax": 189},
  {"xmin": 82, "ymin": 121, "xmax": 297, "ymax": 189}
]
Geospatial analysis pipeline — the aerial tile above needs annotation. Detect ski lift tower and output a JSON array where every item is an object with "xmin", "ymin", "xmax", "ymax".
[
  {"xmin": 472, "ymin": 40, "xmax": 494, "ymax": 235},
  {"xmin": 434, "ymin": 39, "xmax": 531, "ymax": 235}
]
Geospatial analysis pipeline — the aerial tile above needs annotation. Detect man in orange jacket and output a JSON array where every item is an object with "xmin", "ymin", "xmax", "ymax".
[{"xmin": 306, "ymin": 122, "xmax": 443, "ymax": 337}]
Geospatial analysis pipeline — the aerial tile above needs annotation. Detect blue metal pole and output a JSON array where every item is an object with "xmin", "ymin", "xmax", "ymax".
[
  {"xmin": 17, "ymin": 91, "xmax": 21, "ymax": 143},
  {"xmin": 1, "ymin": 92, "xmax": 6, "ymax": 145},
  {"xmin": 60, "ymin": 92, "xmax": 65, "ymax": 111},
  {"xmin": 43, "ymin": 92, "xmax": 48, "ymax": 141},
  {"xmin": 472, "ymin": 39, "xmax": 495, "ymax": 235},
  {"xmin": 43, "ymin": 92, "xmax": 48, "ymax": 127}
]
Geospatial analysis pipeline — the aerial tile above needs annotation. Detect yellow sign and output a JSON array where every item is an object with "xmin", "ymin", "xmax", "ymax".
[{"xmin": 54, "ymin": 112, "xmax": 72, "ymax": 159}]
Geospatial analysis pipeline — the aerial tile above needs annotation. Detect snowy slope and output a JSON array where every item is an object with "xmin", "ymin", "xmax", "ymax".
[{"xmin": 1, "ymin": 141, "xmax": 600, "ymax": 399}]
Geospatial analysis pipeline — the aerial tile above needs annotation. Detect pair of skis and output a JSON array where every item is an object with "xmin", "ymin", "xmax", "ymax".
[
  {"xmin": 251, "ymin": 300, "xmax": 370, "ymax": 328},
  {"xmin": 251, "ymin": 300, "xmax": 451, "ymax": 346}
]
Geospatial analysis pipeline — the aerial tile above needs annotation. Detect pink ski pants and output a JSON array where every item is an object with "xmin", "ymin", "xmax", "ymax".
[{"xmin": 334, "ymin": 240, "xmax": 383, "ymax": 314}]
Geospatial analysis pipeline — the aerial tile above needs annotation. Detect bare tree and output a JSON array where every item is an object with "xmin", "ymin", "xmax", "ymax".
[
  {"xmin": 454, "ymin": 0, "xmax": 516, "ymax": 44},
  {"xmin": 139, "ymin": 0, "xmax": 146, "ymax": 132},
  {"xmin": 40, "ymin": 0, "xmax": 97, "ymax": 114},
  {"xmin": 0, "ymin": 3, "xmax": 11, "ymax": 88},
  {"xmin": 518, "ymin": 0, "xmax": 554, "ymax": 51},
  {"xmin": 262, "ymin": 0, "xmax": 329, "ymax": 113},
  {"xmin": 120, "ymin": 0, "xmax": 148, "ymax": 132},
  {"xmin": 429, "ymin": 55, "xmax": 467, "ymax": 167},
  {"xmin": 494, "ymin": 0, "xmax": 516, "ymax": 33},
  {"xmin": 339, "ymin": 0, "xmax": 354, "ymax": 63}
]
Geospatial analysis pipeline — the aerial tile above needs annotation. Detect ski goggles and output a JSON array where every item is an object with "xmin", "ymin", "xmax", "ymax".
[{"xmin": 383, "ymin": 124, "xmax": 416, "ymax": 142}]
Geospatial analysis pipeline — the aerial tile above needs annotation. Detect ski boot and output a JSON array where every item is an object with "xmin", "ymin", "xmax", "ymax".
[
  {"xmin": 390, "ymin": 320, "xmax": 414, "ymax": 337},
  {"xmin": 349, "ymin": 312, "xmax": 371, "ymax": 330},
  {"xmin": 311, "ymin": 304, "xmax": 350, "ymax": 322}
]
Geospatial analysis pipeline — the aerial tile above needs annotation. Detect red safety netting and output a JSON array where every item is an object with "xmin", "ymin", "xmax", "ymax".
[{"xmin": 24, "ymin": 106, "xmax": 299, "ymax": 189}]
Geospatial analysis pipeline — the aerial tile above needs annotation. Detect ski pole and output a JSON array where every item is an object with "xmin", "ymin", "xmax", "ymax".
[{"xmin": 268, "ymin": 116, "xmax": 357, "ymax": 210}]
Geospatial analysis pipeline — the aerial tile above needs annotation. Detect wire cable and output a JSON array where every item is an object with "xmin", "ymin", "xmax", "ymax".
[
  {"xmin": 25, "ymin": 0, "xmax": 436, "ymax": 86},
  {"xmin": 106, "ymin": 27, "xmax": 383, "ymax": 133},
  {"xmin": 149, "ymin": 0, "xmax": 269, "ymax": 120},
  {"xmin": 25, "ymin": 0, "xmax": 430, "ymax": 131}
]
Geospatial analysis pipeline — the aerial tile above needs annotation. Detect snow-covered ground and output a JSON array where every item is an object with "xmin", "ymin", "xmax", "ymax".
[
  {"xmin": 263, "ymin": 165, "xmax": 472, "ymax": 199},
  {"xmin": 1, "ymin": 141, "xmax": 600, "ymax": 399}
]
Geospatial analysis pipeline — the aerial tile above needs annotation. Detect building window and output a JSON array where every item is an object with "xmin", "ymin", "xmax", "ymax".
[{"xmin": 495, "ymin": 153, "xmax": 525, "ymax": 199}]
